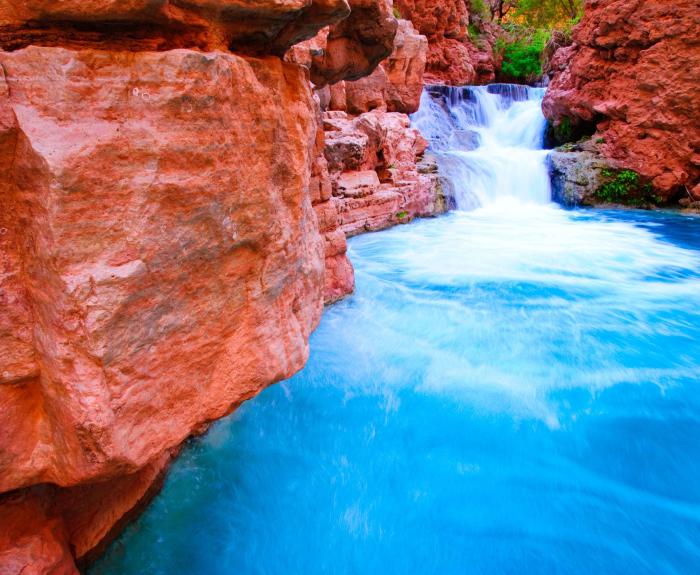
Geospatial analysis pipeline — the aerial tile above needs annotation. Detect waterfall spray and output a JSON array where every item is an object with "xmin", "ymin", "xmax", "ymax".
[{"xmin": 411, "ymin": 84, "xmax": 551, "ymax": 210}]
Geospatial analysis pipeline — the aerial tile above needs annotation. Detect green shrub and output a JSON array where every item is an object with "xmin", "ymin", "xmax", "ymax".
[
  {"xmin": 392, "ymin": 6, "xmax": 401, "ymax": 19},
  {"xmin": 470, "ymin": 0, "xmax": 489, "ymax": 19},
  {"xmin": 595, "ymin": 169, "xmax": 661, "ymax": 207},
  {"xmin": 396, "ymin": 211, "xmax": 409, "ymax": 220},
  {"xmin": 499, "ymin": 28, "xmax": 549, "ymax": 82}
]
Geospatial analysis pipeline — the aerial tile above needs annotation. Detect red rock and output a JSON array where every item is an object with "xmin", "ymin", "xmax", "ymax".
[
  {"xmin": 0, "ymin": 492, "xmax": 77, "ymax": 575},
  {"xmin": 323, "ymin": 110, "xmax": 446, "ymax": 236},
  {"xmin": 543, "ymin": 0, "xmax": 700, "ymax": 197},
  {"xmin": 0, "ymin": 0, "xmax": 351, "ymax": 54},
  {"xmin": 0, "ymin": 46, "xmax": 323, "ymax": 493},
  {"xmin": 307, "ymin": 0, "xmax": 398, "ymax": 86},
  {"xmin": 0, "ymin": 46, "xmax": 325, "ymax": 570},
  {"xmin": 342, "ymin": 19, "xmax": 428, "ymax": 114}
]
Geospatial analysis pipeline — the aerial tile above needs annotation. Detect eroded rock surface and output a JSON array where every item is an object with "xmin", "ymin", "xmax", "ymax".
[
  {"xmin": 331, "ymin": 19, "xmax": 428, "ymax": 114},
  {"xmin": 543, "ymin": 0, "xmax": 700, "ymax": 198},
  {"xmin": 323, "ymin": 110, "xmax": 446, "ymax": 236}
]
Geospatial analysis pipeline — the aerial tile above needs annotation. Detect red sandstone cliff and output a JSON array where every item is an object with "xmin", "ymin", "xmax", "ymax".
[
  {"xmin": 543, "ymin": 0, "xmax": 700, "ymax": 199},
  {"xmin": 0, "ymin": 1, "xmax": 424, "ymax": 572}
]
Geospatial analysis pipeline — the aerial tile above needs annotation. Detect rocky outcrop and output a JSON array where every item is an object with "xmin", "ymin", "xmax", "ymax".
[
  {"xmin": 0, "ymin": 0, "xmax": 352, "ymax": 54},
  {"xmin": 323, "ymin": 110, "xmax": 446, "ymax": 236},
  {"xmin": 0, "ymin": 0, "xmax": 403, "ymax": 572},
  {"xmin": 292, "ymin": 10, "xmax": 444, "ymax": 303},
  {"xmin": 0, "ymin": 47, "xmax": 324, "ymax": 571},
  {"xmin": 549, "ymin": 146, "xmax": 619, "ymax": 206},
  {"xmin": 543, "ymin": 0, "xmax": 700, "ymax": 199},
  {"xmin": 393, "ymin": 0, "xmax": 498, "ymax": 85},
  {"xmin": 287, "ymin": 0, "xmax": 398, "ymax": 87},
  {"xmin": 328, "ymin": 19, "xmax": 428, "ymax": 114}
]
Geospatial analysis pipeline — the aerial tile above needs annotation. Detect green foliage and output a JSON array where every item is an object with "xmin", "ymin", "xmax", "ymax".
[
  {"xmin": 499, "ymin": 28, "xmax": 549, "ymax": 82},
  {"xmin": 552, "ymin": 117, "xmax": 574, "ymax": 143},
  {"xmin": 396, "ymin": 211, "xmax": 409, "ymax": 220},
  {"xmin": 595, "ymin": 169, "xmax": 661, "ymax": 207},
  {"xmin": 470, "ymin": 0, "xmax": 489, "ymax": 19},
  {"xmin": 468, "ymin": 24, "xmax": 481, "ymax": 40},
  {"xmin": 514, "ymin": 0, "xmax": 583, "ymax": 28},
  {"xmin": 392, "ymin": 5, "xmax": 401, "ymax": 19}
]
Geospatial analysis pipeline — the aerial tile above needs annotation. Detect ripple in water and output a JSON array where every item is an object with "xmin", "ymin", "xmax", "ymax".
[{"xmin": 90, "ymin": 87, "xmax": 700, "ymax": 574}]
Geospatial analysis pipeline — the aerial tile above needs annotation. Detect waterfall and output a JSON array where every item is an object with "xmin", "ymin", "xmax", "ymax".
[{"xmin": 411, "ymin": 84, "xmax": 551, "ymax": 210}]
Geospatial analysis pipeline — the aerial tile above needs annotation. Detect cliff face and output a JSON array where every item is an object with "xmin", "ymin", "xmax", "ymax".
[
  {"xmin": 543, "ymin": 0, "xmax": 700, "ymax": 198},
  {"xmin": 0, "ymin": 1, "xmax": 413, "ymax": 572}
]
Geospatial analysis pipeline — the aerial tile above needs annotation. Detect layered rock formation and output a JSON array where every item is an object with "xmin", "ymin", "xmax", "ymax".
[
  {"xmin": 323, "ymin": 110, "xmax": 445, "ymax": 236},
  {"xmin": 0, "ymin": 1, "xmax": 434, "ymax": 572},
  {"xmin": 290, "ymin": 14, "xmax": 445, "ymax": 302},
  {"xmin": 543, "ymin": 0, "xmax": 700, "ymax": 199},
  {"xmin": 325, "ymin": 19, "xmax": 428, "ymax": 115}
]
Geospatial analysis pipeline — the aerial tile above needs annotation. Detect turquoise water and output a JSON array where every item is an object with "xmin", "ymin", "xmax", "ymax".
[{"xmin": 91, "ymin": 206, "xmax": 700, "ymax": 575}]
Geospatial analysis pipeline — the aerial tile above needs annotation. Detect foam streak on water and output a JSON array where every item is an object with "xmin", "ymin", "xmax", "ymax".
[{"xmin": 90, "ymin": 87, "xmax": 700, "ymax": 575}]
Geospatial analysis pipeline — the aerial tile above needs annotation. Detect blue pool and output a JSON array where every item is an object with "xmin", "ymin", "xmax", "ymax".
[{"xmin": 91, "ymin": 206, "xmax": 700, "ymax": 575}]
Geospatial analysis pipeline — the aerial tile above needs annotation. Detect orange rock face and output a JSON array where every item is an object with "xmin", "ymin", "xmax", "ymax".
[
  {"xmin": 336, "ymin": 19, "xmax": 428, "ymax": 114},
  {"xmin": 0, "ymin": 47, "xmax": 324, "ymax": 571},
  {"xmin": 323, "ymin": 110, "xmax": 446, "ymax": 236},
  {"xmin": 543, "ymin": 0, "xmax": 700, "ymax": 196},
  {"xmin": 0, "ymin": 46, "xmax": 324, "ymax": 494}
]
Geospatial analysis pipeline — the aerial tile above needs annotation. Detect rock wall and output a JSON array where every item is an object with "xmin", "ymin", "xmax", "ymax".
[
  {"xmin": 543, "ymin": 0, "xmax": 700, "ymax": 200},
  {"xmin": 291, "ymin": 14, "xmax": 445, "ymax": 303},
  {"xmin": 0, "ymin": 1, "xmax": 420, "ymax": 572}
]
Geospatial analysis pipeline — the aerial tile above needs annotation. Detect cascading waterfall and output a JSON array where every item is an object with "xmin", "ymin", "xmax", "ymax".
[{"xmin": 411, "ymin": 84, "xmax": 550, "ymax": 209}]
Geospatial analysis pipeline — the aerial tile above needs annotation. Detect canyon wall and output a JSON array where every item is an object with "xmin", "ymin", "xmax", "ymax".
[
  {"xmin": 291, "ymin": 15, "xmax": 445, "ymax": 302},
  {"xmin": 543, "ymin": 0, "xmax": 700, "ymax": 200}
]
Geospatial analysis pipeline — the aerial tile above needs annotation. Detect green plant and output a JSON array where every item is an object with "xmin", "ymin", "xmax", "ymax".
[
  {"xmin": 499, "ymin": 28, "xmax": 549, "ymax": 82},
  {"xmin": 470, "ymin": 0, "xmax": 489, "ymax": 19},
  {"xmin": 392, "ymin": 6, "xmax": 401, "ymax": 19},
  {"xmin": 396, "ymin": 211, "xmax": 409, "ymax": 220},
  {"xmin": 595, "ymin": 169, "xmax": 661, "ymax": 207},
  {"xmin": 596, "ymin": 137, "xmax": 605, "ymax": 144},
  {"xmin": 553, "ymin": 117, "xmax": 574, "ymax": 143}
]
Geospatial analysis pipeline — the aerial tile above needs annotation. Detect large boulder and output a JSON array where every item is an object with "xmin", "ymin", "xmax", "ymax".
[{"xmin": 543, "ymin": 0, "xmax": 700, "ymax": 197}]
